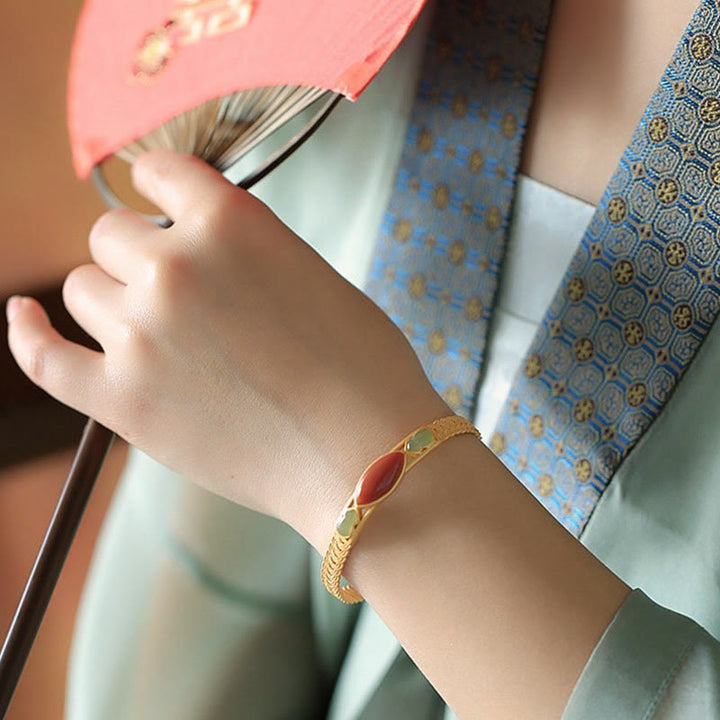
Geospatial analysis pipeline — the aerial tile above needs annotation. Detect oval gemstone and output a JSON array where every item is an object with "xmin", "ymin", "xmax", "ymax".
[
  {"xmin": 336, "ymin": 507, "xmax": 360, "ymax": 537},
  {"xmin": 406, "ymin": 428, "xmax": 435, "ymax": 453},
  {"xmin": 356, "ymin": 451, "xmax": 405, "ymax": 505}
]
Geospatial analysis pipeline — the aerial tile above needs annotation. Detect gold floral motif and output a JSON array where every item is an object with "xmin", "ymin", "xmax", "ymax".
[
  {"xmin": 452, "ymin": 93, "xmax": 468, "ymax": 118},
  {"xmin": 709, "ymin": 160, "xmax": 720, "ymax": 185},
  {"xmin": 501, "ymin": 112, "xmax": 518, "ymax": 139},
  {"xmin": 656, "ymin": 177, "xmax": 680, "ymax": 205},
  {"xmin": 428, "ymin": 329, "xmax": 447, "ymax": 354},
  {"xmin": 485, "ymin": 205, "xmax": 502, "ymax": 231},
  {"xmin": 665, "ymin": 240, "xmax": 688, "ymax": 266},
  {"xmin": 672, "ymin": 303, "xmax": 693, "ymax": 330},
  {"xmin": 606, "ymin": 196, "xmax": 627, "ymax": 223},
  {"xmin": 464, "ymin": 296, "xmax": 483, "ymax": 322},
  {"xmin": 525, "ymin": 354, "xmax": 543, "ymax": 379},
  {"xmin": 408, "ymin": 274, "xmax": 427, "ymax": 300},
  {"xmin": 567, "ymin": 277, "xmax": 586, "ymax": 302},
  {"xmin": 623, "ymin": 321, "xmax": 644, "ymax": 346},
  {"xmin": 133, "ymin": 25, "xmax": 176, "ymax": 78},
  {"xmin": 538, "ymin": 474, "xmax": 554, "ymax": 498},
  {"xmin": 575, "ymin": 458, "xmax": 592, "ymax": 483},
  {"xmin": 417, "ymin": 128, "xmax": 434, "ymax": 153},
  {"xmin": 393, "ymin": 219, "xmax": 413, "ymax": 243},
  {"xmin": 613, "ymin": 259, "xmax": 635, "ymax": 286},
  {"xmin": 627, "ymin": 382, "xmax": 648, "ymax": 408},
  {"xmin": 573, "ymin": 398, "xmax": 596, "ymax": 423},
  {"xmin": 433, "ymin": 183, "xmax": 451, "ymax": 210},
  {"xmin": 647, "ymin": 116, "xmax": 670, "ymax": 143},
  {"xmin": 529, "ymin": 415, "xmax": 544, "ymax": 438},
  {"xmin": 699, "ymin": 97, "xmax": 720, "ymax": 125},
  {"xmin": 574, "ymin": 337, "xmax": 594, "ymax": 362},
  {"xmin": 690, "ymin": 33, "xmax": 714, "ymax": 61},
  {"xmin": 448, "ymin": 241, "xmax": 466, "ymax": 265},
  {"xmin": 468, "ymin": 150, "xmax": 484, "ymax": 174},
  {"xmin": 490, "ymin": 432, "xmax": 507, "ymax": 454},
  {"xmin": 444, "ymin": 385, "xmax": 464, "ymax": 411}
]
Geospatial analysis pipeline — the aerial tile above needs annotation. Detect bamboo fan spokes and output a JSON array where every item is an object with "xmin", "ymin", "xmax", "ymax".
[{"xmin": 116, "ymin": 84, "xmax": 330, "ymax": 171}]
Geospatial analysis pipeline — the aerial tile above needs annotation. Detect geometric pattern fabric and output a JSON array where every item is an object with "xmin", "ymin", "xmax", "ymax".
[
  {"xmin": 364, "ymin": 0, "xmax": 552, "ymax": 416},
  {"xmin": 494, "ymin": 0, "xmax": 720, "ymax": 535},
  {"xmin": 367, "ymin": 0, "xmax": 720, "ymax": 538}
]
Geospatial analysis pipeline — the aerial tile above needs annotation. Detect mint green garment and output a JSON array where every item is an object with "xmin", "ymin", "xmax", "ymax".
[{"xmin": 66, "ymin": 14, "xmax": 720, "ymax": 720}]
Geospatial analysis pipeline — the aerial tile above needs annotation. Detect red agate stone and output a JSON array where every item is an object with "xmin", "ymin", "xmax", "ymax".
[{"xmin": 356, "ymin": 451, "xmax": 405, "ymax": 505}]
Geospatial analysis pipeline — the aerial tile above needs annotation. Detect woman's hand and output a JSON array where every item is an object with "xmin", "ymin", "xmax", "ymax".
[{"xmin": 7, "ymin": 150, "xmax": 448, "ymax": 547}]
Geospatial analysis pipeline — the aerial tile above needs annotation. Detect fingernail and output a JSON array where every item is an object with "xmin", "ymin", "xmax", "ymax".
[{"xmin": 6, "ymin": 296, "xmax": 23, "ymax": 324}]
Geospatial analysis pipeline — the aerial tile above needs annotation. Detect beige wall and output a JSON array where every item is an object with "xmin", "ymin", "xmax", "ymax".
[
  {"xmin": 0, "ymin": 0, "xmax": 108, "ymax": 296},
  {"xmin": 1, "ymin": 3, "xmax": 127, "ymax": 718}
]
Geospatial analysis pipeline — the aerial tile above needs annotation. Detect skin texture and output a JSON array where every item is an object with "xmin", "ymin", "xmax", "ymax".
[
  {"xmin": 522, "ymin": 0, "xmax": 699, "ymax": 205},
  {"xmin": 7, "ymin": 153, "xmax": 446, "ymax": 536},
  {"xmin": 7, "ymin": 151, "xmax": 629, "ymax": 718},
  {"xmin": 7, "ymin": 1, "xmax": 703, "ymax": 715}
]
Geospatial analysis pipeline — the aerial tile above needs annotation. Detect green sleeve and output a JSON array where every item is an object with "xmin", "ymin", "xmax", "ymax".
[{"xmin": 562, "ymin": 588, "xmax": 720, "ymax": 719}]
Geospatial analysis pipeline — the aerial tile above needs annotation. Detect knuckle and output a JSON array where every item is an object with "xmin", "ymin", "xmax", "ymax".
[
  {"xmin": 63, "ymin": 264, "xmax": 90, "ymax": 302},
  {"xmin": 89, "ymin": 208, "xmax": 127, "ymax": 242},
  {"xmin": 145, "ymin": 248, "xmax": 198, "ymax": 302},
  {"xmin": 117, "ymin": 319, "xmax": 157, "ymax": 362}
]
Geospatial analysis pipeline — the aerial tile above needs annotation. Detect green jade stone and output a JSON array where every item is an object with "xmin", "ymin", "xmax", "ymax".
[
  {"xmin": 337, "ymin": 507, "xmax": 360, "ymax": 537},
  {"xmin": 406, "ymin": 428, "xmax": 435, "ymax": 453}
]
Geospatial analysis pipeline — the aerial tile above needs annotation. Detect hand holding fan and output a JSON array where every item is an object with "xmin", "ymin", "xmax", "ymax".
[{"xmin": 0, "ymin": 0, "xmax": 426, "ymax": 714}]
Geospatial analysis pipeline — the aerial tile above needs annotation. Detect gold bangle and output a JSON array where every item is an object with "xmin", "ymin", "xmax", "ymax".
[{"xmin": 320, "ymin": 415, "xmax": 481, "ymax": 603}]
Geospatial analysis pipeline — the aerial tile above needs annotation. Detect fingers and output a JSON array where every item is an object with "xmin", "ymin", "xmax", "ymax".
[
  {"xmin": 89, "ymin": 208, "xmax": 160, "ymax": 284},
  {"xmin": 131, "ymin": 150, "xmax": 238, "ymax": 222},
  {"xmin": 7, "ymin": 296, "xmax": 105, "ymax": 417},
  {"xmin": 63, "ymin": 264, "xmax": 126, "ymax": 349}
]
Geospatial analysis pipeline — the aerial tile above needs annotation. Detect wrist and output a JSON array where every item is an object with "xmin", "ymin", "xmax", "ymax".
[{"xmin": 295, "ymin": 381, "xmax": 452, "ymax": 554}]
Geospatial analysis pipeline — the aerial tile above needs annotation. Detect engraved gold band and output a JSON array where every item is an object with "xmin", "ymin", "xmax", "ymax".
[{"xmin": 320, "ymin": 415, "xmax": 481, "ymax": 603}]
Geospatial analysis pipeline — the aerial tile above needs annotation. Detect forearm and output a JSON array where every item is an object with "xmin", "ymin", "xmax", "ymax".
[{"xmin": 325, "ymin": 426, "xmax": 630, "ymax": 719}]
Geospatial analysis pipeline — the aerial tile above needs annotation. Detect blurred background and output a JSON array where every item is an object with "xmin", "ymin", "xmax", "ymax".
[{"xmin": 1, "ymin": 2, "xmax": 132, "ymax": 716}]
